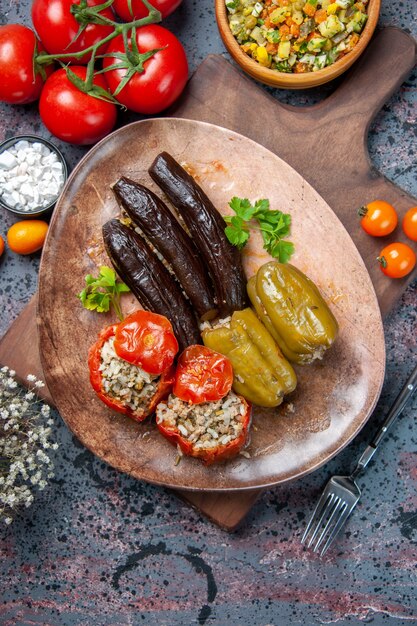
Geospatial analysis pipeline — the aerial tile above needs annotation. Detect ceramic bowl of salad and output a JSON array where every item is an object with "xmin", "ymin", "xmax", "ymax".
[{"xmin": 215, "ymin": 0, "xmax": 380, "ymax": 88}]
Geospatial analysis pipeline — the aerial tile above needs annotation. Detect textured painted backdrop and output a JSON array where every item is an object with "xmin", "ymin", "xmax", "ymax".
[{"xmin": 0, "ymin": 0, "xmax": 416, "ymax": 624}]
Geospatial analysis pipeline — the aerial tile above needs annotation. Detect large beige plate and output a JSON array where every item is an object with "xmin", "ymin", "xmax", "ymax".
[{"xmin": 38, "ymin": 118, "xmax": 385, "ymax": 491}]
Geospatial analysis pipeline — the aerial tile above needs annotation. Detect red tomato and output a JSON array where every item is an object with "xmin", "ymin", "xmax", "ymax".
[
  {"xmin": 377, "ymin": 242, "xmax": 416, "ymax": 279},
  {"xmin": 114, "ymin": 310, "xmax": 179, "ymax": 375},
  {"xmin": 156, "ymin": 394, "xmax": 252, "ymax": 465},
  {"xmin": 359, "ymin": 200, "xmax": 398, "ymax": 237},
  {"xmin": 39, "ymin": 66, "xmax": 117, "ymax": 145},
  {"xmin": 32, "ymin": 0, "xmax": 114, "ymax": 64},
  {"xmin": 103, "ymin": 25, "xmax": 188, "ymax": 114},
  {"xmin": 112, "ymin": 0, "xmax": 182, "ymax": 21},
  {"xmin": 0, "ymin": 24, "xmax": 53, "ymax": 104},
  {"xmin": 402, "ymin": 207, "xmax": 417, "ymax": 242},
  {"xmin": 88, "ymin": 323, "xmax": 175, "ymax": 422},
  {"xmin": 173, "ymin": 345, "xmax": 234, "ymax": 404}
]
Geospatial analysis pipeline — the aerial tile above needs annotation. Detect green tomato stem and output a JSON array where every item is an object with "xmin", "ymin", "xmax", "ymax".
[
  {"xmin": 36, "ymin": 8, "xmax": 161, "ymax": 64},
  {"xmin": 91, "ymin": 14, "xmax": 119, "ymax": 27}
]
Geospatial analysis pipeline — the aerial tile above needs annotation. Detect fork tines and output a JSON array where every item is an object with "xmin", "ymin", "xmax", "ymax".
[{"xmin": 301, "ymin": 489, "xmax": 352, "ymax": 556}]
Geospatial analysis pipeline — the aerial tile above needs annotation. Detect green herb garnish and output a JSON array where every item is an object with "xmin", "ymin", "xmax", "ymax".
[
  {"xmin": 224, "ymin": 197, "xmax": 295, "ymax": 263},
  {"xmin": 78, "ymin": 266, "xmax": 130, "ymax": 321}
]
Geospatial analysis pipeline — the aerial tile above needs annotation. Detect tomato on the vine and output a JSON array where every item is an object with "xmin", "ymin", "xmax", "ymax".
[
  {"xmin": 359, "ymin": 200, "xmax": 398, "ymax": 237},
  {"xmin": 103, "ymin": 25, "xmax": 188, "ymax": 114},
  {"xmin": 112, "ymin": 0, "xmax": 182, "ymax": 21},
  {"xmin": 377, "ymin": 242, "xmax": 416, "ymax": 279},
  {"xmin": 0, "ymin": 24, "xmax": 53, "ymax": 104},
  {"xmin": 39, "ymin": 66, "xmax": 117, "ymax": 145},
  {"xmin": 32, "ymin": 0, "xmax": 114, "ymax": 64},
  {"xmin": 402, "ymin": 207, "xmax": 417, "ymax": 242}
]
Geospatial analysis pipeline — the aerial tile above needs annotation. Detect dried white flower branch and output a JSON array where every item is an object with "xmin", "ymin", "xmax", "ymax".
[{"xmin": 0, "ymin": 366, "xmax": 58, "ymax": 525}]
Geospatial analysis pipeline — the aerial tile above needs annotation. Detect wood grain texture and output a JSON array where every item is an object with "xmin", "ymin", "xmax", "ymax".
[
  {"xmin": 0, "ymin": 295, "xmax": 256, "ymax": 530},
  {"xmin": 37, "ymin": 118, "xmax": 385, "ymax": 492},
  {"xmin": 171, "ymin": 28, "xmax": 417, "ymax": 317},
  {"xmin": 0, "ymin": 298, "xmax": 51, "ymax": 403},
  {"xmin": 1, "ymin": 30, "xmax": 415, "ymax": 529},
  {"xmin": 215, "ymin": 0, "xmax": 381, "ymax": 88}
]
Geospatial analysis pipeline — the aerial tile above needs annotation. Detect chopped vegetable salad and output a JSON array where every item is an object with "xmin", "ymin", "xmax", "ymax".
[{"xmin": 226, "ymin": 0, "xmax": 368, "ymax": 73}]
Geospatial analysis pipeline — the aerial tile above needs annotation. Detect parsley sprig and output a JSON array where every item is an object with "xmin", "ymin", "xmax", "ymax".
[
  {"xmin": 224, "ymin": 197, "xmax": 295, "ymax": 263},
  {"xmin": 77, "ymin": 266, "xmax": 130, "ymax": 321}
]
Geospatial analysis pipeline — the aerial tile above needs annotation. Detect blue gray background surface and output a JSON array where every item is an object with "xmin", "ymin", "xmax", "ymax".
[{"xmin": 0, "ymin": 0, "xmax": 416, "ymax": 624}]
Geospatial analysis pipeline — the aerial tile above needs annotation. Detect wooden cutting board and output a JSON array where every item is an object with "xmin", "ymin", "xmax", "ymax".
[
  {"xmin": 0, "ymin": 27, "xmax": 416, "ymax": 530},
  {"xmin": 172, "ymin": 28, "xmax": 417, "ymax": 317}
]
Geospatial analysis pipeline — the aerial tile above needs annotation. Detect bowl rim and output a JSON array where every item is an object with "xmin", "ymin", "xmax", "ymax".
[
  {"xmin": 0, "ymin": 134, "xmax": 68, "ymax": 217},
  {"xmin": 215, "ymin": 0, "xmax": 381, "ymax": 88}
]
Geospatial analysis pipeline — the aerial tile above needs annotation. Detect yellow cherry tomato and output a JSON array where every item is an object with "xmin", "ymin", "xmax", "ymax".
[
  {"xmin": 0, "ymin": 235, "xmax": 4, "ymax": 257},
  {"xmin": 7, "ymin": 220, "xmax": 48, "ymax": 255}
]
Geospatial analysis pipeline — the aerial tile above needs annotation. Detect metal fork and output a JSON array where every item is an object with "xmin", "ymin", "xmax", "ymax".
[{"xmin": 302, "ymin": 363, "xmax": 417, "ymax": 556}]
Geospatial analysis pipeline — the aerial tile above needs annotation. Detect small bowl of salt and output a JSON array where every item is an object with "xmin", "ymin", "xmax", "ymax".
[{"xmin": 0, "ymin": 135, "xmax": 68, "ymax": 218}]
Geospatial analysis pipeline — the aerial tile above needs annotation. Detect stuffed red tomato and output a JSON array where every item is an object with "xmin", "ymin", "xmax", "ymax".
[
  {"xmin": 156, "ymin": 346, "xmax": 252, "ymax": 464},
  {"xmin": 88, "ymin": 311, "xmax": 178, "ymax": 422}
]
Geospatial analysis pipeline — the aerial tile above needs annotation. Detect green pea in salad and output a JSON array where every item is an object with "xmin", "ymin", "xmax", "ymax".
[{"xmin": 226, "ymin": 0, "xmax": 368, "ymax": 73}]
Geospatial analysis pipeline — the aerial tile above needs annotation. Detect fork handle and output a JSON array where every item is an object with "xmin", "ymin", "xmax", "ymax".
[{"xmin": 351, "ymin": 363, "xmax": 417, "ymax": 478}]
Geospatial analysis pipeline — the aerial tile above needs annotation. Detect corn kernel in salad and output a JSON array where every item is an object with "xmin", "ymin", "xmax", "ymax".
[{"xmin": 226, "ymin": 0, "xmax": 368, "ymax": 73}]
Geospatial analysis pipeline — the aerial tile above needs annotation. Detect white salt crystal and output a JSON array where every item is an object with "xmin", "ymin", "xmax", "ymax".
[
  {"xmin": 0, "ymin": 139, "xmax": 65, "ymax": 212},
  {"xmin": 0, "ymin": 151, "xmax": 17, "ymax": 169}
]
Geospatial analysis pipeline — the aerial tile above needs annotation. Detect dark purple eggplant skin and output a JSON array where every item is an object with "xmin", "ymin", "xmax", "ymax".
[
  {"xmin": 113, "ymin": 177, "xmax": 217, "ymax": 321},
  {"xmin": 102, "ymin": 219, "xmax": 201, "ymax": 351},
  {"xmin": 148, "ymin": 152, "xmax": 249, "ymax": 317}
]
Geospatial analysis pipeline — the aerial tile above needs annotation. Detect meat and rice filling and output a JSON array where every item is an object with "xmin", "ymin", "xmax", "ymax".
[
  {"xmin": 99, "ymin": 337, "xmax": 159, "ymax": 415},
  {"xmin": 156, "ymin": 391, "xmax": 246, "ymax": 451}
]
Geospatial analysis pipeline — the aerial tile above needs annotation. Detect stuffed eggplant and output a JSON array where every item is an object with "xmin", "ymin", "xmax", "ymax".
[
  {"xmin": 113, "ymin": 177, "xmax": 217, "ymax": 321},
  {"xmin": 102, "ymin": 219, "xmax": 201, "ymax": 351},
  {"xmin": 149, "ymin": 152, "xmax": 248, "ymax": 316}
]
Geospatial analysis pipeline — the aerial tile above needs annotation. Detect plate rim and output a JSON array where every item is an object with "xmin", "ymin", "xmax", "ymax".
[{"xmin": 37, "ymin": 117, "xmax": 386, "ymax": 492}]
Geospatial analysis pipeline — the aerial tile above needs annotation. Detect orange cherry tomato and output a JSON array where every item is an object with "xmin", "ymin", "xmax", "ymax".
[
  {"xmin": 402, "ymin": 207, "xmax": 417, "ymax": 242},
  {"xmin": 0, "ymin": 235, "xmax": 4, "ymax": 257},
  {"xmin": 7, "ymin": 220, "xmax": 48, "ymax": 255},
  {"xmin": 377, "ymin": 242, "xmax": 416, "ymax": 278},
  {"xmin": 359, "ymin": 200, "xmax": 398, "ymax": 237}
]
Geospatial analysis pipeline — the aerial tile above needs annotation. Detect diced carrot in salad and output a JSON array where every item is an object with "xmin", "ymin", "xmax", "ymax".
[
  {"xmin": 294, "ymin": 61, "xmax": 308, "ymax": 72},
  {"xmin": 226, "ymin": 0, "xmax": 368, "ymax": 74},
  {"xmin": 314, "ymin": 8, "xmax": 327, "ymax": 23},
  {"xmin": 303, "ymin": 2, "xmax": 316, "ymax": 17},
  {"xmin": 266, "ymin": 42, "xmax": 279, "ymax": 52}
]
